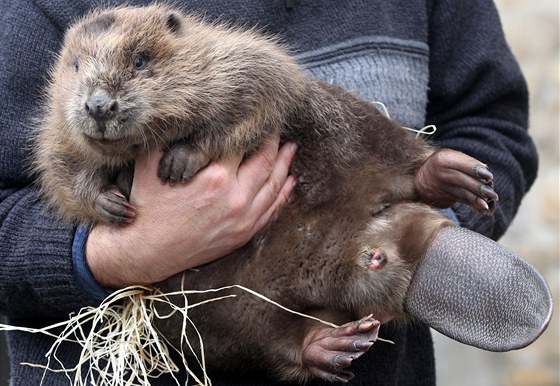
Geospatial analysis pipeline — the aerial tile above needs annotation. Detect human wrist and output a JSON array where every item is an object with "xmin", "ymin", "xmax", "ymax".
[
  {"xmin": 72, "ymin": 223, "xmax": 114, "ymax": 300},
  {"xmin": 85, "ymin": 222, "xmax": 186, "ymax": 288},
  {"xmin": 440, "ymin": 207, "xmax": 460, "ymax": 225},
  {"xmin": 85, "ymin": 224, "xmax": 142, "ymax": 288}
]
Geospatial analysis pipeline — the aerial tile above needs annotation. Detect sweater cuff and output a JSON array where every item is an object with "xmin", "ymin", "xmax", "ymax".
[
  {"xmin": 72, "ymin": 223, "xmax": 113, "ymax": 301},
  {"xmin": 441, "ymin": 207, "xmax": 460, "ymax": 225}
]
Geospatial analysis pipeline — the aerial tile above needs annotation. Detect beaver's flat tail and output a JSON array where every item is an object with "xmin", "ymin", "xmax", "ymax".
[{"xmin": 405, "ymin": 226, "xmax": 553, "ymax": 351}]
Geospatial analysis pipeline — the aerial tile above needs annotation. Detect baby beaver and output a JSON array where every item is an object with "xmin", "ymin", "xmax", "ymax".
[{"xmin": 32, "ymin": 4, "xmax": 501, "ymax": 383}]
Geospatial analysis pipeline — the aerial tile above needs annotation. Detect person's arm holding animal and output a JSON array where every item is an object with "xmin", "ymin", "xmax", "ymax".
[{"xmin": 419, "ymin": 0, "xmax": 538, "ymax": 240}]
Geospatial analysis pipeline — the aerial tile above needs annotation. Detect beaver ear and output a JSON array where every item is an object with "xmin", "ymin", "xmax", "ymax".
[
  {"xmin": 164, "ymin": 11, "xmax": 182, "ymax": 34},
  {"xmin": 81, "ymin": 12, "xmax": 116, "ymax": 37}
]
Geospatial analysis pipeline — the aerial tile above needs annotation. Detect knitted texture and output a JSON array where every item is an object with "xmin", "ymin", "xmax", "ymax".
[
  {"xmin": 299, "ymin": 36, "xmax": 430, "ymax": 128},
  {"xmin": 0, "ymin": 0, "xmax": 537, "ymax": 385}
]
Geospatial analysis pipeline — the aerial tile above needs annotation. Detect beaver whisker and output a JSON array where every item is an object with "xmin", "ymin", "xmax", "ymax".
[
  {"xmin": 146, "ymin": 125, "xmax": 169, "ymax": 152},
  {"xmin": 131, "ymin": 124, "xmax": 148, "ymax": 154}
]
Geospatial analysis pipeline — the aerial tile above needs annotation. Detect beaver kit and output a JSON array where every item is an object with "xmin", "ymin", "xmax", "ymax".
[{"xmin": 32, "ymin": 5, "xmax": 552, "ymax": 383}]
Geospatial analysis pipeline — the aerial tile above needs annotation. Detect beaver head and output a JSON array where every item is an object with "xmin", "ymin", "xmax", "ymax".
[{"xmin": 46, "ymin": 5, "xmax": 305, "ymax": 163}]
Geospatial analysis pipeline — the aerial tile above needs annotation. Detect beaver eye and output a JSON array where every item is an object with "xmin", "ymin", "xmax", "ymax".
[{"xmin": 133, "ymin": 55, "xmax": 148, "ymax": 70}]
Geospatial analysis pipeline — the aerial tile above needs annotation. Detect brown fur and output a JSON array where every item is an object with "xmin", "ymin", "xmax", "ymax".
[{"xmin": 32, "ymin": 5, "xmax": 458, "ymax": 382}]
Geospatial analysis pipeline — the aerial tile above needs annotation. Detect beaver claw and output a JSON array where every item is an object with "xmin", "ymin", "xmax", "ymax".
[
  {"xmin": 473, "ymin": 164, "xmax": 498, "ymax": 215},
  {"xmin": 158, "ymin": 143, "xmax": 210, "ymax": 183},
  {"xmin": 95, "ymin": 189, "xmax": 136, "ymax": 224}
]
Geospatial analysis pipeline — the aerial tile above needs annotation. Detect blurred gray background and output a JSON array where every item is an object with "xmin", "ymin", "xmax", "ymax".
[
  {"xmin": 434, "ymin": 0, "xmax": 560, "ymax": 385},
  {"xmin": 1, "ymin": 0, "xmax": 558, "ymax": 385}
]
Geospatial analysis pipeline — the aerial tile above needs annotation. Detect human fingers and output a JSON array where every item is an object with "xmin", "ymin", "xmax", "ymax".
[
  {"xmin": 251, "ymin": 174, "xmax": 296, "ymax": 234},
  {"xmin": 249, "ymin": 142, "xmax": 297, "ymax": 232},
  {"xmin": 237, "ymin": 134, "xmax": 282, "ymax": 196}
]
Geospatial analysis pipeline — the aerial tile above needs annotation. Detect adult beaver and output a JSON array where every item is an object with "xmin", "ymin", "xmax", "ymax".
[{"xmin": 31, "ymin": 4, "xmax": 550, "ymax": 384}]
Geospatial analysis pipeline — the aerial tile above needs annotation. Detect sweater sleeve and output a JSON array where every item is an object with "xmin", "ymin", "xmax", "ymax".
[
  {"xmin": 426, "ymin": 0, "xmax": 538, "ymax": 240},
  {"xmin": 0, "ymin": 1, "xmax": 100, "ymax": 319}
]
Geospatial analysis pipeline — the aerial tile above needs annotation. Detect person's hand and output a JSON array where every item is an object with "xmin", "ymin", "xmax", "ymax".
[{"xmin": 86, "ymin": 135, "xmax": 297, "ymax": 288}]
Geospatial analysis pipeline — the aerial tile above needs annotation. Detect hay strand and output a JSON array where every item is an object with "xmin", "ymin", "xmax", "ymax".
[{"xmin": 0, "ymin": 283, "xmax": 391, "ymax": 385}]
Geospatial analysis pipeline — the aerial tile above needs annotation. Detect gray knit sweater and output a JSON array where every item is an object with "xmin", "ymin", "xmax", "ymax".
[{"xmin": 0, "ymin": 0, "xmax": 537, "ymax": 385}]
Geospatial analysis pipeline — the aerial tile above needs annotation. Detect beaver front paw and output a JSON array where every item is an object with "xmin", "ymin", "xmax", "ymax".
[
  {"xmin": 158, "ymin": 143, "xmax": 211, "ymax": 183},
  {"xmin": 95, "ymin": 189, "xmax": 136, "ymax": 224}
]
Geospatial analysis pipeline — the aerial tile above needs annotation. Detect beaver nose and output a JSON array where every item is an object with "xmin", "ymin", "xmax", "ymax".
[{"xmin": 85, "ymin": 93, "xmax": 118, "ymax": 120}]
